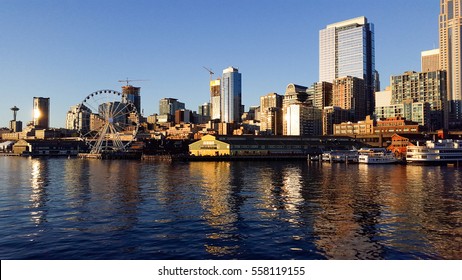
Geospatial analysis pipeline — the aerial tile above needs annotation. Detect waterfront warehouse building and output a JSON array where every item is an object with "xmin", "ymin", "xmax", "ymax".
[
  {"xmin": 319, "ymin": 16, "xmax": 375, "ymax": 116},
  {"xmin": 221, "ymin": 67, "xmax": 242, "ymax": 123},
  {"xmin": 189, "ymin": 134, "xmax": 362, "ymax": 157}
]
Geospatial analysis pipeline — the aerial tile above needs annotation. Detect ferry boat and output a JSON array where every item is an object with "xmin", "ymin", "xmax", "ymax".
[
  {"xmin": 358, "ymin": 148, "xmax": 398, "ymax": 164},
  {"xmin": 406, "ymin": 139, "xmax": 462, "ymax": 164}
]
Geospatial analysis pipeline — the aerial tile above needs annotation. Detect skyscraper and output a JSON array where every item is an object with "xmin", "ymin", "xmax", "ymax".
[
  {"xmin": 260, "ymin": 92, "xmax": 283, "ymax": 135},
  {"xmin": 210, "ymin": 78, "xmax": 221, "ymax": 120},
  {"xmin": 421, "ymin": 49, "xmax": 440, "ymax": 72},
  {"xmin": 33, "ymin": 97, "xmax": 50, "ymax": 129},
  {"xmin": 159, "ymin": 98, "xmax": 185, "ymax": 116},
  {"xmin": 390, "ymin": 70, "xmax": 447, "ymax": 130},
  {"xmin": 439, "ymin": 0, "xmax": 462, "ymax": 127},
  {"xmin": 319, "ymin": 16, "xmax": 375, "ymax": 116},
  {"xmin": 332, "ymin": 76, "xmax": 366, "ymax": 122},
  {"xmin": 221, "ymin": 67, "xmax": 242, "ymax": 123},
  {"xmin": 122, "ymin": 85, "xmax": 141, "ymax": 116}
]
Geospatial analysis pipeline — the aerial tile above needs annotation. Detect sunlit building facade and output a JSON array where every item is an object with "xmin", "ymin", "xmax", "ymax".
[
  {"xmin": 332, "ymin": 76, "xmax": 366, "ymax": 122},
  {"xmin": 390, "ymin": 70, "xmax": 447, "ymax": 130},
  {"xmin": 33, "ymin": 97, "xmax": 50, "ymax": 129},
  {"xmin": 439, "ymin": 0, "xmax": 462, "ymax": 127},
  {"xmin": 319, "ymin": 16, "xmax": 375, "ymax": 116},
  {"xmin": 421, "ymin": 49, "xmax": 440, "ymax": 72},
  {"xmin": 221, "ymin": 67, "xmax": 242, "ymax": 123},
  {"xmin": 260, "ymin": 92, "xmax": 283, "ymax": 135},
  {"xmin": 210, "ymin": 78, "xmax": 221, "ymax": 120}
]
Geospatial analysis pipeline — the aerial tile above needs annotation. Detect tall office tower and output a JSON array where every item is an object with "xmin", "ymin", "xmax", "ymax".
[
  {"xmin": 159, "ymin": 98, "xmax": 185, "ymax": 116},
  {"xmin": 33, "ymin": 97, "xmax": 50, "ymax": 129},
  {"xmin": 421, "ymin": 49, "xmax": 440, "ymax": 72},
  {"xmin": 374, "ymin": 70, "xmax": 381, "ymax": 92},
  {"xmin": 210, "ymin": 78, "xmax": 221, "ymax": 120},
  {"xmin": 332, "ymin": 76, "xmax": 366, "ymax": 122},
  {"xmin": 198, "ymin": 103, "xmax": 211, "ymax": 124},
  {"xmin": 221, "ymin": 67, "xmax": 242, "ymax": 123},
  {"xmin": 319, "ymin": 16, "xmax": 375, "ymax": 116},
  {"xmin": 66, "ymin": 104, "xmax": 91, "ymax": 131},
  {"xmin": 390, "ymin": 70, "xmax": 447, "ymax": 130},
  {"xmin": 122, "ymin": 85, "xmax": 141, "ymax": 116},
  {"xmin": 439, "ymin": 0, "xmax": 462, "ymax": 128},
  {"xmin": 260, "ymin": 92, "xmax": 283, "ymax": 135},
  {"xmin": 307, "ymin": 81, "xmax": 333, "ymax": 109}
]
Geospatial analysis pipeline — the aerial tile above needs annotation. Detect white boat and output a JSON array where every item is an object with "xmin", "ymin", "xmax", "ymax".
[
  {"xmin": 321, "ymin": 151, "xmax": 332, "ymax": 161},
  {"xmin": 324, "ymin": 150, "xmax": 358, "ymax": 163},
  {"xmin": 406, "ymin": 139, "xmax": 462, "ymax": 164},
  {"xmin": 358, "ymin": 148, "xmax": 398, "ymax": 164}
]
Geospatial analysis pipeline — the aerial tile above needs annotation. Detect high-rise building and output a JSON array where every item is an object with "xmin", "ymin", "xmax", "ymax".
[
  {"xmin": 159, "ymin": 98, "xmax": 185, "ymax": 117},
  {"xmin": 390, "ymin": 70, "xmax": 447, "ymax": 130},
  {"xmin": 307, "ymin": 81, "xmax": 333, "ymax": 109},
  {"xmin": 221, "ymin": 67, "xmax": 242, "ymax": 123},
  {"xmin": 332, "ymin": 76, "xmax": 366, "ymax": 122},
  {"xmin": 122, "ymin": 85, "xmax": 141, "ymax": 116},
  {"xmin": 210, "ymin": 78, "xmax": 221, "ymax": 120},
  {"xmin": 322, "ymin": 106, "xmax": 350, "ymax": 135},
  {"xmin": 260, "ymin": 92, "xmax": 283, "ymax": 135},
  {"xmin": 66, "ymin": 104, "xmax": 91, "ymax": 131},
  {"xmin": 439, "ymin": 0, "xmax": 462, "ymax": 128},
  {"xmin": 285, "ymin": 104, "xmax": 322, "ymax": 136},
  {"xmin": 319, "ymin": 16, "xmax": 375, "ymax": 116},
  {"xmin": 33, "ymin": 97, "xmax": 50, "ymax": 129},
  {"xmin": 282, "ymin": 83, "xmax": 322, "ymax": 136},
  {"xmin": 196, "ymin": 103, "xmax": 211, "ymax": 124},
  {"xmin": 421, "ymin": 49, "xmax": 440, "ymax": 72}
]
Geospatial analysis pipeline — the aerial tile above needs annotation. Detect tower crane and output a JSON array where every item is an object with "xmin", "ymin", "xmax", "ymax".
[
  {"xmin": 202, "ymin": 67, "xmax": 214, "ymax": 81},
  {"xmin": 117, "ymin": 78, "xmax": 149, "ymax": 86}
]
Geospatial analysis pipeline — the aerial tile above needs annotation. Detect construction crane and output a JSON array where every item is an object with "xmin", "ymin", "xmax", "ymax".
[
  {"xmin": 202, "ymin": 67, "xmax": 214, "ymax": 81},
  {"xmin": 117, "ymin": 78, "xmax": 149, "ymax": 86}
]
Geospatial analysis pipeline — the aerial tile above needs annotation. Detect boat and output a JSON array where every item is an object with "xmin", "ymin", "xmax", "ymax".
[
  {"xmin": 406, "ymin": 139, "xmax": 462, "ymax": 165},
  {"xmin": 322, "ymin": 150, "xmax": 358, "ymax": 163},
  {"xmin": 358, "ymin": 148, "xmax": 398, "ymax": 164},
  {"xmin": 321, "ymin": 151, "xmax": 332, "ymax": 161}
]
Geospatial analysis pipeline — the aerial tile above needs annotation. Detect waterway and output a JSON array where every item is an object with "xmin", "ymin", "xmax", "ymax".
[{"xmin": 0, "ymin": 157, "xmax": 461, "ymax": 259}]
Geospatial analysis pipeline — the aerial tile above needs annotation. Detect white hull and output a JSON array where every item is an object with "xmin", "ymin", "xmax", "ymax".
[
  {"xmin": 406, "ymin": 139, "xmax": 462, "ymax": 164},
  {"xmin": 358, "ymin": 155, "xmax": 398, "ymax": 164}
]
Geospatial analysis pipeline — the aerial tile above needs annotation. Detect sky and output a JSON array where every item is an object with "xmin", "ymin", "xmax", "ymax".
[{"xmin": 0, "ymin": 0, "xmax": 440, "ymax": 128}]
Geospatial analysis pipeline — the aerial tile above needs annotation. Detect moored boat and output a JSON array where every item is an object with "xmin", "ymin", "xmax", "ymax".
[
  {"xmin": 406, "ymin": 139, "xmax": 462, "ymax": 165},
  {"xmin": 358, "ymin": 148, "xmax": 398, "ymax": 164}
]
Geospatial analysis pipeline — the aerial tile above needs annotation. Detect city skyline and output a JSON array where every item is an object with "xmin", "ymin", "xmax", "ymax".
[{"xmin": 0, "ymin": 0, "xmax": 439, "ymax": 128}]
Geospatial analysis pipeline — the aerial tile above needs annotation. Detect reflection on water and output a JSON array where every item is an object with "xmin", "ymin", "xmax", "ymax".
[
  {"xmin": 30, "ymin": 159, "xmax": 49, "ymax": 225},
  {"xmin": 0, "ymin": 157, "xmax": 461, "ymax": 259}
]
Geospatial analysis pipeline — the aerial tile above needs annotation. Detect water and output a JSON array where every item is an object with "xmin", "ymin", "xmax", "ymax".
[{"xmin": 1, "ymin": 157, "xmax": 461, "ymax": 259}]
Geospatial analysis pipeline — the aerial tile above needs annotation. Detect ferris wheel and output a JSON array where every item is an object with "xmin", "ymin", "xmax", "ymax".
[{"xmin": 75, "ymin": 89, "xmax": 139, "ymax": 154}]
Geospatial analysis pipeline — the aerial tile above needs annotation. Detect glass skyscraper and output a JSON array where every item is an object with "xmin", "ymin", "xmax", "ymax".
[
  {"xmin": 33, "ymin": 97, "xmax": 50, "ymax": 129},
  {"xmin": 221, "ymin": 67, "xmax": 242, "ymax": 123},
  {"xmin": 319, "ymin": 16, "xmax": 375, "ymax": 117}
]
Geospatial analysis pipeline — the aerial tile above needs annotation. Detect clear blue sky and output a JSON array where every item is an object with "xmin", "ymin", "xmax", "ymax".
[{"xmin": 0, "ymin": 0, "xmax": 439, "ymax": 128}]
